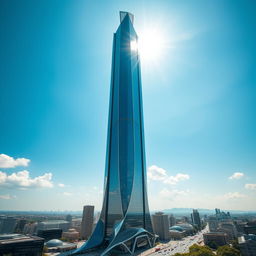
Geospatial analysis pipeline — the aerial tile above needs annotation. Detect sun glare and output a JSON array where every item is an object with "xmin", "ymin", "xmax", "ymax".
[{"xmin": 137, "ymin": 28, "xmax": 167, "ymax": 62}]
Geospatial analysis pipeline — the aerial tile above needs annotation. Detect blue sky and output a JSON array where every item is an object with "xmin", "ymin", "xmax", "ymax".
[{"xmin": 0, "ymin": 0, "xmax": 255, "ymax": 211}]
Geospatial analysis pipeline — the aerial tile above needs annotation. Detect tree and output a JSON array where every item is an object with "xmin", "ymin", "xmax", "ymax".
[
  {"xmin": 217, "ymin": 245, "xmax": 240, "ymax": 256},
  {"xmin": 206, "ymin": 240, "xmax": 218, "ymax": 249},
  {"xmin": 188, "ymin": 244, "xmax": 215, "ymax": 256}
]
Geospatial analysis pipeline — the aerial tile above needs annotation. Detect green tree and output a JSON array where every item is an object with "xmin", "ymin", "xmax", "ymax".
[
  {"xmin": 217, "ymin": 245, "xmax": 240, "ymax": 256},
  {"xmin": 188, "ymin": 244, "xmax": 215, "ymax": 256}
]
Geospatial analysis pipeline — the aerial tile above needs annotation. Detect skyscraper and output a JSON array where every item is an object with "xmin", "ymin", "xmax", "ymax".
[
  {"xmin": 191, "ymin": 209, "xmax": 201, "ymax": 230},
  {"xmin": 80, "ymin": 205, "xmax": 94, "ymax": 239},
  {"xmin": 71, "ymin": 11, "xmax": 155, "ymax": 255},
  {"xmin": 152, "ymin": 212, "xmax": 170, "ymax": 240}
]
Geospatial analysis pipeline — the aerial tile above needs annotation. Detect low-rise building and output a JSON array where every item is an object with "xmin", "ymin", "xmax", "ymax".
[
  {"xmin": 62, "ymin": 228, "xmax": 80, "ymax": 241},
  {"xmin": 0, "ymin": 233, "xmax": 44, "ymax": 256},
  {"xmin": 203, "ymin": 232, "xmax": 228, "ymax": 247},
  {"xmin": 37, "ymin": 220, "xmax": 70, "ymax": 232},
  {"xmin": 238, "ymin": 234, "xmax": 256, "ymax": 256},
  {"xmin": 37, "ymin": 228, "xmax": 62, "ymax": 241},
  {"xmin": 44, "ymin": 238, "xmax": 77, "ymax": 253}
]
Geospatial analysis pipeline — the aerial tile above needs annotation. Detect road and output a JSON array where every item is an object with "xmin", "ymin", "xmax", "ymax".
[{"xmin": 139, "ymin": 226, "xmax": 209, "ymax": 256}]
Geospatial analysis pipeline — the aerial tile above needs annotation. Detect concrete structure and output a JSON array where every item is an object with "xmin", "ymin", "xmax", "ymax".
[
  {"xmin": 238, "ymin": 234, "xmax": 256, "ymax": 256},
  {"xmin": 80, "ymin": 205, "xmax": 94, "ymax": 240},
  {"xmin": 203, "ymin": 232, "xmax": 228, "ymax": 247},
  {"xmin": 62, "ymin": 228, "xmax": 80, "ymax": 241},
  {"xmin": 152, "ymin": 212, "xmax": 170, "ymax": 240},
  {"xmin": 0, "ymin": 233, "xmax": 44, "ymax": 256},
  {"xmin": 0, "ymin": 216, "xmax": 17, "ymax": 234},
  {"xmin": 69, "ymin": 11, "xmax": 155, "ymax": 256}
]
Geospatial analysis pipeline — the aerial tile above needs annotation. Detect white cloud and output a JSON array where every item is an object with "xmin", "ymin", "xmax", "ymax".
[
  {"xmin": 223, "ymin": 192, "xmax": 246, "ymax": 200},
  {"xmin": 147, "ymin": 165, "xmax": 167, "ymax": 181},
  {"xmin": 229, "ymin": 172, "xmax": 244, "ymax": 180},
  {"xmin": 0, "ymin": 194, "xmax": 16, "ymax": 200},
  {"xmin": 163, "ymin": 173, "xmax": 190, "ymax": 185},
  {"xmin": 63, "ymin": 192, "xmax": 72, "ymax": 196},
  {"xmin": 0, "ymin": 170, "xmax": 53, "ymax": 188},
  {"xmin": 245, "ymin": 184, "xmax": 256, "ymax": 190},
  {"xmin": 0, "ymin": 154, "xmax": 30, "ymax": 168},
  {"xmin": 58, "ymin": 183, "xmax": 65, "ymax": 188},
  {"xmin": 159, "ymin": 188, "xmax": 188, "ymax": 200},
  {"xmin": 147, "ymin": 165, "xmax": 190, "ymax": 185}
]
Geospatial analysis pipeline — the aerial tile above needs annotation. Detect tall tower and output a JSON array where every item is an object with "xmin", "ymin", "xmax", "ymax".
[
  {"xmin": 80, "ymin": 205, "xmax": 94, "ymax": 239},
  {"xmin": 71, "ymin": 12, "xmax": 155, "ymax": 255}
]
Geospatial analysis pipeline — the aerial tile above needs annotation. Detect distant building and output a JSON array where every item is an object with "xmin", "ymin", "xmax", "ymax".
[
  {"xmin": 37, "ymin": 220, "xmax": 70, "ymax": 232},
  {"xmin": 80, "ymin": 205, "xmax": 94, "ymax": 239},
  {"xmin": 152, "ymin": 212, "xmax": 170, "ymax": 240},
  {"xmin": 44, "ymin": 238, "xmax": 77, "ymax": 253},
  {"xmin": 23, "ymin": 222, "xmax": 38, "ymax": 235},
  {"xmin": 169, "ymin": 214, "xmax": 176, "ymax": 227},
  {"xmin": 15, "ymin": 219, "xmax": 27, "ymax": 233},
  {"xmin": 191, "ymin": 209, "xmax": 201, "ymax": 229},
  {"xmin": 62, "ymin": 228, "xmax": 80, "ymax": 242},
  {"xmin": 66, "ymin": 214, "xmax": 72, "ymax": 223},
  {"xmin": 218, "ymin": 222, "xmax": 238, "ymax": 241},
  {"xmin": 0, "ymin": 233, "xmax": 44, "ymax": 256},
  {"xmin": 203, "ymin": 232, "xmax": 228, "ymax": 247},
  {"xmin": 70, "ymin": 218, "xmax": 82, "ymax": 233},
  {"xmin": 0, "ymin": 216, "xmax": 17, "ymax": 234},
  {"xmin": 208, "ymin": 217, "xmax": 219, "ymax": 232},
  {"xmin": 244, "ymin": 222, "xmax": 256, "ymax": 235},
  {"xmin": 37, "ymin": 228, "xmax": 62, "ymax": 241},
  {"xmin": 238, "ymin": 234, "xmax": 256, "ymax": 256}
]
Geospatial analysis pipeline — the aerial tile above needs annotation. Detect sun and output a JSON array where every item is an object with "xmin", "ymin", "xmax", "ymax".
[
  {"xmin": 130, "ymin": 25, "xmax": 168, "ymax": 64},
  {"xmin": 138, "ymin": 28, "xmax": 166, "ymax": 62}
]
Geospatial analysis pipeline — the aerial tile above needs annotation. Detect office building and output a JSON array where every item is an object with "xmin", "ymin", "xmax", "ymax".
[
  {"xmin": 80, "ymin": 205, "xmax": 94, "ymax": 239},
  {"xmin": 37, "ymin": 220, "xmax": 69, "ymax": 232},
  {"xmin": 71, "ymin": 12, "xmax": 155, "ymax": 256},
  {"xmin": 37, "ymin": 228, "xmax": 62, "ymax": 241},
  {"xmin": 23, "ymin": 222, "xmax": 38, "ymax": 235},
  {"xmin": 15, "ymin": 219, "xmax": 27, "ymax": 233},
  {"xmin": 208, "ymin": 217, "xmax": 219, "ymax": 232},
  {"xmin": 219, "ymin": 222, "xmax": 238, "ymax": 241},
  {"xmin": 0, "ymin": 216, "xmax": 17, "ymax": 234},
  {"xmin": 191, "ymin": 209, "xmax": 201, "ymax": 229},
  {"xmin": 0, "ymin": 233, "xmax": 44, "ymax": 256},
  {"xmin": 244, "ymin": 222, "xmax": 256, "ymax": 235},
  {"xmin": 152, "ymin": 212, "xmax": 170, "ymax": 240},
  {"xmin": 238, "ymin": 234, "xmax": 256, "ymax": 256},
  {"xmin": 203, "ymin": 232, "xmax": 228, "ymax": 247}
]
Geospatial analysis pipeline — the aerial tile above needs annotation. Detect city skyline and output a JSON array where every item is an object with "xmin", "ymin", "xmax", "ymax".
[{"xmin": 1, "ymin": 0, "xmax": 256, "ymax": 212}]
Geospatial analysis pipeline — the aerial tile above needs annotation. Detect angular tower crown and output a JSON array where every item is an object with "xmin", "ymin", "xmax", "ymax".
[{"xmin": 120, "ymin": 11, "xmax": 134, "ymax": 24}]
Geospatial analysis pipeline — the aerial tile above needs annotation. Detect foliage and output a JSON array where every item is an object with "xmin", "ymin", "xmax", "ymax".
[
  {"xmin": 206, "ymin": 240, "xmax": 218, "ymax": 249},
  {"xmin": 230, "ymin": 239, "xmax": 240, "ymax": 251},
  {"xmin": 172, "ymin": 244, "xmax": 215, "ymax": 256},
  {"xmin": 216, "ymin": 245, "xmax": 240, "ymax": 256}
]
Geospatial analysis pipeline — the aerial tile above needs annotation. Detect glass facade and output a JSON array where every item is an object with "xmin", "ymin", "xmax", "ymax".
[{"xmin": 71, "ymin": 12, "xmax": 155, "ymax": 255}]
